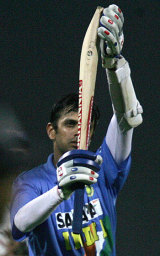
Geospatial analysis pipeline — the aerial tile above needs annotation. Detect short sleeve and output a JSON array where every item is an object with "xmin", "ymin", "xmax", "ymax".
[
  {"xmin": 97, "ymin": 138, "xmax": 131, "ymax": 194},
  {"xmin": 10, "ymin": 173, "xmax": 40, "ymax": 241}
]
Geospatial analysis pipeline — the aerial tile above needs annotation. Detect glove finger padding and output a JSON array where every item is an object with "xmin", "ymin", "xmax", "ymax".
[
  {"xmin": 58, "ymin": 169, "xmax": 98, "ymax": 187},
  {"xmin": 103, "ymin": 4, "xmax": 124, "ymax": 32},
  {"xmin": 57, "ymin": 150, "xmax": 102, "ymax": 199},
  {"xmin": 98, "ymin": 4, "xmax": 124, "ymax": 68},
  {"xmin": 98, "ymin": 27, "xmax": 121, "ymax": 56}
]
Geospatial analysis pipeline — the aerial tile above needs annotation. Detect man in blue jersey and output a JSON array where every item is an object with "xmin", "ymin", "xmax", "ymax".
[{"xmin": 10, "ymin": 4, "xmax": 143, "ymax": 256}]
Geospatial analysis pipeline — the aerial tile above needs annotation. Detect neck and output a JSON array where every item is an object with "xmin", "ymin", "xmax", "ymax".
[{"xmin": 53, "ymin": 147, "xmax": 62, "ymax": 167}]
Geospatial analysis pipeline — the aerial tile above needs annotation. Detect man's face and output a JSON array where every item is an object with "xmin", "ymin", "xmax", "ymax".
[
  {"xmin": 47, "ymin": 110, "xmax": 95, "ymax": 164},
  {"xmin": 53, "ymin": 111, "xmax": 78, "ymax": 156}
]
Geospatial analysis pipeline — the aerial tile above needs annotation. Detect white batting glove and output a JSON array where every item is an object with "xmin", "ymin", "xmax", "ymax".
[
  {"xmin": 98, "ymin": 4, "xmax": 124, "ymax": 69},
  {"xmin": 57, "ymin": 150, "xmax": 102, "ymax": 200}
]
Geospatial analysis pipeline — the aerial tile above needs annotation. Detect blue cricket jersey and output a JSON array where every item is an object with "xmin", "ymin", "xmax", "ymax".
[{"xmin": 10, "ymin": 138, "xmax": 131, "ymax": 256}]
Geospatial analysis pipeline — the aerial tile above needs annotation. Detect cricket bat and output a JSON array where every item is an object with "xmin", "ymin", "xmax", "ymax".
[{"xmin": 72, "ymin": 6, "xmax": 103, "ymax": 234}]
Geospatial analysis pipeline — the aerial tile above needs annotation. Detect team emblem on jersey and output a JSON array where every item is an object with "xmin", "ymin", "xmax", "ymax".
[{"xmin": 85, "ymin": 185, "xmax": 94, "ymax": 197}]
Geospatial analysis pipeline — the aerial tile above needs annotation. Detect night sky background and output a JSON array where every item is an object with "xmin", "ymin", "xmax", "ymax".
[{"xmin": 0, "ymin": 0, "xmax": 159, "ymax": 255}]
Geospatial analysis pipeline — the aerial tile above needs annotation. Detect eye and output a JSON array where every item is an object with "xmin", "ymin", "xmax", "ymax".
[{"xmin": 64, "ymin": 120, "xmax": 77, "ymax": 127}]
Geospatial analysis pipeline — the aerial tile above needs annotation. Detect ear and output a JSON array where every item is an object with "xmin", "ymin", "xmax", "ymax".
[{"xmin": 46, "ymin": 122, "xmax": 56, "ymax": 140}]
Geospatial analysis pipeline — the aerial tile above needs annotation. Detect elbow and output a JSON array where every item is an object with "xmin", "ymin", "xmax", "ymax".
[{"xmin": 14, "ymin": 209, "xmax": 32, "ymax": 233}]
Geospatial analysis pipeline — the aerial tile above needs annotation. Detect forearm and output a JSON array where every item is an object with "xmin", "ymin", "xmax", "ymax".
[
  {"xmin": 98, "ymin": 7, "xmax": 143, "ymax": 134},
  {"xmin": 14, "ymin": 185, "xmax": 63, "ymax": 233},
  {"xmin": 106, "ymin": 57, "xmax": 143, "ymax": 133},
  {"xmin": 106, "ymin": 114, "xmax": 133, "ymax": 166},
  {"xmin": 106, "ymin": 58, "xmax": 126, "ymax": 114}
]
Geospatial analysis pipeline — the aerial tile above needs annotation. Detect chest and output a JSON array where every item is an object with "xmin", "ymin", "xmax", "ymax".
[{"xmin": 53, "ymin": 183, "xmax": 115, "ymax": 231}]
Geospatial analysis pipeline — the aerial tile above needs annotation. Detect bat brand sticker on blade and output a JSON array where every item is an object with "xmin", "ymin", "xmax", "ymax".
[
  {"xmin": 87, "ymin": 50, "xmax": 93, "ymax": 56},
  {"xmin": 77, "ymin": 80, "xmax": 83, "ymax": 149},
  {"xmin": 86, "ymin": 41, "xmax": 95, "ymax": 63},
  {"xmin": 86, "ymin": 96, "xmax": 94, "ymax": 148}
]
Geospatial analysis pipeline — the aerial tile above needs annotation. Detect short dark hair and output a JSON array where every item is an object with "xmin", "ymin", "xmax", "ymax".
[{"xmin": 50, "ymin": 93, "xmax": 100, "ymax": 132}]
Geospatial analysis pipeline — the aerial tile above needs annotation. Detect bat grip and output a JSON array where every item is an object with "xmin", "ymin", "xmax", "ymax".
[{"xmin": 72, "ymin": 187, "xmax": 85, "ymax": 234}]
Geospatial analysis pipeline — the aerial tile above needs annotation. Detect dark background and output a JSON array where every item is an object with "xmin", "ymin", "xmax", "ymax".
[{"xmin": 0, "ymin": 0, "xmax": 159, "ymax": 255}]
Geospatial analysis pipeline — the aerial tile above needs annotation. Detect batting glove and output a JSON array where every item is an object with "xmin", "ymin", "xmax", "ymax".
[
  {"xmin": 57, "ymin": 150, "xmax": 102, "ymax": 200},
  {"xmin": 98, "ymin": 4, "xmax": 124, "ymax": 69}
]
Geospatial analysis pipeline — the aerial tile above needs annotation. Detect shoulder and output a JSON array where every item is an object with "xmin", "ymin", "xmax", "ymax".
[
  {"xmin": 14, "ymin": 164, "xmax": 45, "ymax": 184},
  {"xmin": 12, "ymin": 154, "xmax": 56, "ymax": 191},
  {"xmin": 14, "ymin": 153, "xmax": 55, "ymax": 183},
  {"xmin": 11, "ymin": 165, "xmax": 46, "ymax": 196}
]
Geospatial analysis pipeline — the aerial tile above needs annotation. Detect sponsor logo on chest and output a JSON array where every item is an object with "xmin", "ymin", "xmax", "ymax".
[{"xmin": 55, "ymin": 198, "xmax": 103, "ymax": 230}]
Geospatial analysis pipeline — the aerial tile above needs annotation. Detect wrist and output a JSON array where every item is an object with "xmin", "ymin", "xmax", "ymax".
[
  {"xmin": 57, "ymin": 187, "xmax": 65, "ymax": 201},
  {"xmin": 107, "ymin": 66, "xmax": 117, "ymax": 71}
]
